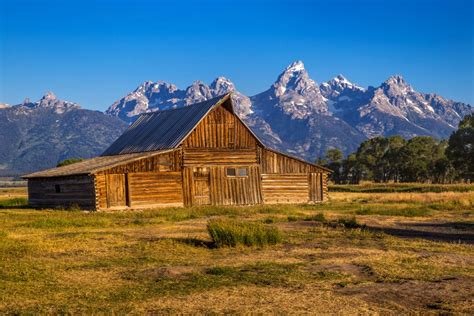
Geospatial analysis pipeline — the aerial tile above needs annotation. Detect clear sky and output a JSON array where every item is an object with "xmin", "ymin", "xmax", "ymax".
[{"xmin": 0, "ymin": 0, "xmax": 472, "ymax": 110}]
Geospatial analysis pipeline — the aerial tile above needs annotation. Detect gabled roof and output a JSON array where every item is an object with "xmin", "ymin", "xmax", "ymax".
[
  {"xmin": 102, "ymin": 94, "xmax": 237, "ymax": 156},
  {"xmin": 23, "ymin": 149, "xmax": 175, "ymax": 178}
]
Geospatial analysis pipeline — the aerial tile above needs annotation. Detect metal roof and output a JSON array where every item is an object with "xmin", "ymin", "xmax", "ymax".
[
  {"xmin": 23, "ymin": 150, "xmax": 175, "ymax": 178},
  {"xmin": 102, "ymin": 94, "xmax": 232, "ymax": 156}
]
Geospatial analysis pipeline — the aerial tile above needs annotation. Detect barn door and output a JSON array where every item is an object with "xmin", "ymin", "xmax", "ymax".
[
  {"xmin": 309, "ymin": 173, "xmax": 323, "ymax": 202},
  {"xmin": 106, "ymin": 174, "xmax": 126, "ymax": 208},
  {"xmin": 193, "ymin": 167, "xmax": 210, "ymax": 205}
]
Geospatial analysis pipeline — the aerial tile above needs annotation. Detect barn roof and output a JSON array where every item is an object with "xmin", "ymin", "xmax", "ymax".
[
  {"xmin": 102, "ymin": 94, "xmax": 241, "ymax": 156},
  {"xmin": 23, "ymin": 149, "xmax": 175, "ymax": 178}
]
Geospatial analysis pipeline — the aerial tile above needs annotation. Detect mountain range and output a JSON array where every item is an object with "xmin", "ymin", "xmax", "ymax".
[
  {"xmin": 1, "ymin": 61, "xmax": 471, "ymax": 176},
  {"xmin": 106, "ymin": 61, "xmax": 472, "ymax": 159}
]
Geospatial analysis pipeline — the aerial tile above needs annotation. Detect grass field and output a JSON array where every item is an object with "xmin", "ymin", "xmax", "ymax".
[{"xmin": 0, "ymin": 185, "xmax": 473, "ymax": 313}]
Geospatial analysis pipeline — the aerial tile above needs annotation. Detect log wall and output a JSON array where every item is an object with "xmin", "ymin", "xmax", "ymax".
[
  {"xmin": 128, "ymin": 172, "xmax": 183, "ymax": 207},
  {"xmin": 101, "ymin": 150, "xmax": 181, "ymax": 174},
  {"xmin": 260, "ymin": 148, "xmax": 320, "ymax": 174},
  {"xmin": 182, "ymin": 105, "xmax": 257, "ymax": 149},
  {"xmin": 261, "ymin": 174, "xmax": 309, "ymax": 204},
  {"xmin": 28, "ymin": 175, "xmax": 96, "ymax": 209},
  {"xmin": 183, "ymin": 148, "xmax": 257, "ymax": 166},
  {"xmin": 182, "ymin": 165, "xmax": 262, "ymax": 206}
]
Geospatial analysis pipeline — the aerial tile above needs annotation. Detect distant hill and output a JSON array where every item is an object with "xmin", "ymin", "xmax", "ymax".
[{"xmin": 0, "ymin": 93, "xmax": 127, "ymax": 177}]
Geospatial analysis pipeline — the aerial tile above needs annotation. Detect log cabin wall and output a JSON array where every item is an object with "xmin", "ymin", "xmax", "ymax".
[
  {"xmin": 100, "ymin": 151, "xmax": 181, "ymax": 174},
  {"xmin": 182, "ymin": 105, "xmax": 257, "ymax": 149},
  {"xmin": 259, "ymin": 148, "xmax": 329, "ymax": 202},
  {"xmin": 182, "ymin": 165, "xmax": 262, "ymax": 206},
  {"xmin": 28, "ymin": 175, "xmax": 96, "ymax": 209},
  {"xmin": 261, "ymin": 174, "xmax": 309, "ymax": 204},
  {"xmin": 181, "ymin": 103, "xmax": 263, "ymax": 206},
  {"xmin": 260, "ymin": 148, "xmax": 319, "ymax": 174},
  {"xmin": 127, "ymin": 172, "xmax": 183, "ymax": 207},
  {"xmin": 94, "ymin": 151, "xmax": 183, "ymax": 210}
]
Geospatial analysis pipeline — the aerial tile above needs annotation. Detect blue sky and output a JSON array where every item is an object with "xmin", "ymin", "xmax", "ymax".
[{"xmin": 0, "ymin": 0, "xmax": 472, "ymax": 110}]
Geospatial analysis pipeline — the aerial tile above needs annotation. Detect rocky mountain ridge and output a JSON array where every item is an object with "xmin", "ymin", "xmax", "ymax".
[
  {"xmin": 0, "ymin": 93, "xmax": 127, "ymax": 176},
  {"xmin": 105, "ymin": 61, "xmax": 472, "ymax": 159}
]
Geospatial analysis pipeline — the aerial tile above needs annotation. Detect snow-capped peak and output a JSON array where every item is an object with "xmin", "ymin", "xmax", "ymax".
[
  {"xmin": 42, "ymin": 91, "xmax": 57, "ymax": 100},
  {"xmin": 259, "ymin": 60, "xmax": 328, "ymax": 118},
  {"xmin": 210, "ymin": 76, "xmax": 235, "ymax": 95},
  {"xmin": 16, "ymin": 91, "xmax": 80, "ymax": 112},
  {"xmin": 382, "ymin": 75, "xmax": 414, "ymax": 96},
  {"xmin": 285, "ymin": 60, "xmax": 305, "ymax": 72},
  {"xmin": 320, "ymin": 74, "xmax": 365, "ymax": 101},
  {"xmin": 333, "ymin": 74, "xmax": 351, "ymax": 85}
]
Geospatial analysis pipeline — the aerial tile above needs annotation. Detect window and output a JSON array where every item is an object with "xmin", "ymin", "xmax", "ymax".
[
  {"xmin": 55, "ymin": 184, "xmax": 61, "ymax": 193},
  {"xmin": 226, "ymin": 168, "xmax": 236, "ymax": 177},
  {"xmin": 238, "ymin": 168, "xmax": 248, "ymax": 177},
  {"xmin": 226, "ymin": 167, "xmax": 248, "ymax": 177}
]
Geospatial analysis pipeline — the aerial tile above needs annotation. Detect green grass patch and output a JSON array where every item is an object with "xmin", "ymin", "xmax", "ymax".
[
  {"xmin": 22, "ymin": 216, "xmax": 111, "ymax": 229},
  {"xmin": 330, "ymin": 183, "xmax": 474, "ymax": 193},
  {"xmin": 355, "ymin": 206, "xmax": 430, "ymax": 217},
  {"xmin": 207, "ymin": 219, "xmax": 282, "ymax": 247},
  {"xmin": 0, "ymin": 197, "xmax": 28, "ymax": 208}
]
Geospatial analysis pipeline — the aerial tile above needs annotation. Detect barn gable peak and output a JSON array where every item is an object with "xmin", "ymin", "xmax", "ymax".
[{"xmin": 101, "ymin": 93, "xmax": 263, "ymax": 156}]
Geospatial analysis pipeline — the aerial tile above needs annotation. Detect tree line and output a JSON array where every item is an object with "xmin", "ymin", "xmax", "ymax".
[{"xmin": 316, "ymin": 114, "xmax": 473, "ymax": 184}]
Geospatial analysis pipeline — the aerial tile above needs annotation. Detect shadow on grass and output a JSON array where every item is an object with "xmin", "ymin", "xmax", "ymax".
[
  {"xmin": 365, "ymin": 225, "xmax": 474, "ymax": 244},
  {"xmin": 141, "ymin": 236, "xmax": 215, "ymax": 248},
  {"xmin": 408, "ymin": 222, "xmax": 474, "ymax": 230}
]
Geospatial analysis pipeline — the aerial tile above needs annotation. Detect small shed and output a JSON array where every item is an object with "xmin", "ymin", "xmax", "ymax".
[{"xmin": 24, "ymin": 93, "xmax": 331, "ymax": 210}]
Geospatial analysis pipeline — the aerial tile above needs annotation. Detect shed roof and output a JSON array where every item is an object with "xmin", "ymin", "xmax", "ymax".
[{"xmin": 23, "ymin": 149, "xmax": 175, "ymax": 178}]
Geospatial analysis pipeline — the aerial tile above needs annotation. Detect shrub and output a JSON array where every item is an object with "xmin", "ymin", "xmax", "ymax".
[
  {"xmin": 287, "ymin": 216, "xmax": 298, "ymax": 222},
  {"xmin": 337, "ymin": 216, "xmax": 362, "ymax": 229},
  {"xmin": 304, "ymin": 212, "xmax": 326, "ymax": 222},
  {"xmin": 207, "ymin": 219, "xmax": 282, "ymax": 248},
  {"xmin": 263, "ymin": 217, "xmax": 275, "ymax": 224}
]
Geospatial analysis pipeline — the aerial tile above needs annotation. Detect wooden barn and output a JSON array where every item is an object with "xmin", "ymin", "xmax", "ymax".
[{"xmin": 24, "ymin": 93, "xmax": 331, "ymax": 210}]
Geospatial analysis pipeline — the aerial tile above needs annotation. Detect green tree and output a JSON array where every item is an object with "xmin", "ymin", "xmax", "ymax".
[
  {"xmin": 324, "ymin": 148, "xmax": 344, "ymax": 184},
  {"xmin": 398, "ymin": 136, "xmax": 443, "ymax": 182},
  {"xmin": 384, "ymin": 136, "xmax": 407, "ymax": 182},
  {"xmin": 355, "ymin": 137, "xmax": 390, "ymax": 182},
  {"xmin": 446, "ymin": 114, "xmax": 474, "ymax": 181},
  {"xmin": 57, "ymin": 158, "xmax": 84, "ymax": 167},
  {"xmin": 341, "ymin": 153, "xmax": 361, "ymax": 184}
]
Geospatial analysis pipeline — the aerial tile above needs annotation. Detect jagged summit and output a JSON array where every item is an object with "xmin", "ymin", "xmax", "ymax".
[
  {"xmin": 106, "ymin": 77, "xmax": 253, "ymax": 122},
  {"xmin": 320, "ymin": 74, "xmax": 365, "ymax": 100},
  {"xmin": 210, "ymin": 77, "xmax": 235, "ymax": 95},
  {"xmin": 382, "ymin": 75, "xmax": 414, "ymax": 95},
  {"xmin": 252, "ymin": 61, "xmax": 328, "ymax": 118},
  {"xmin": 16, "ymin": 92, "xmax": 80, "ymax": 112},
  {"xmin": 285, "ymin": 60, "xmax": 305, "ymax": 72}
]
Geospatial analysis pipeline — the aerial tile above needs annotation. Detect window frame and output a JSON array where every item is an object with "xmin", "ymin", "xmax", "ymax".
[{"xmin": 226, "ymin": 167, "xmax": 248, "ymax": 178}]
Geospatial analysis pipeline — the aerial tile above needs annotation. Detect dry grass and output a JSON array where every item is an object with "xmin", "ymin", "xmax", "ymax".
[{"xmin": 0, "ymin": 185, "xmax": 472, "ymax": 313}]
